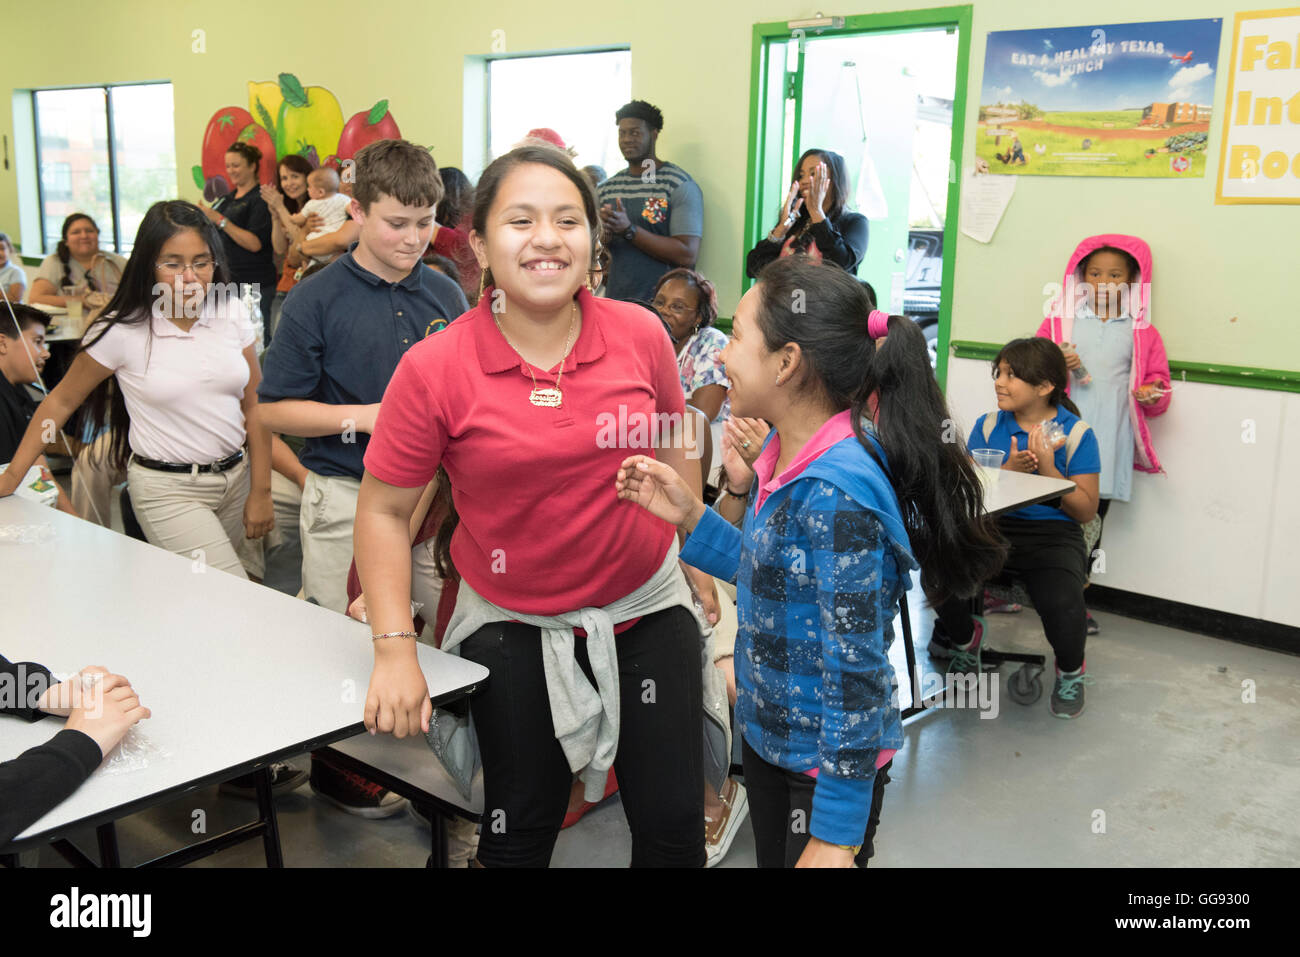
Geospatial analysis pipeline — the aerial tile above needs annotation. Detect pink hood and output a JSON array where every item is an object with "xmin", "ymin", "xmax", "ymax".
[{"xmin": 1037, "ymin": 234, "xmax": 1171, "ymax": 474}]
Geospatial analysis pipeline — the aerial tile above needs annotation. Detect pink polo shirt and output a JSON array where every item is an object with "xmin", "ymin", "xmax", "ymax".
[
  {"xmin": 364, "ymin": 288, "xmax": 682, "ymax": 616},
  {"xmin": 751, "ymin": 408, "xmax": 897, "ymax": 775},
  {"xmin": 82, "ymin": 300, "xmax": 257, "ymax": 464}
]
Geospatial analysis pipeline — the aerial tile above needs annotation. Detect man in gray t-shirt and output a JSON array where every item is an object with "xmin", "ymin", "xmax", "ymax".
[{"xmin": 597, "ymin": 100, "xmax": 703, "ymax": 306}]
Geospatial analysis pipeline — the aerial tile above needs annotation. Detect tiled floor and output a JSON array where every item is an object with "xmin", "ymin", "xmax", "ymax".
[{"xmin": 23, "ymin": 589, "xmax": 1300, "ymax": 868}]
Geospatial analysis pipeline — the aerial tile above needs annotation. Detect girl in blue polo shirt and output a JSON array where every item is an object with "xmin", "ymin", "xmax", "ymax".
[
  {"xmin": 617, "ymin": 258, "xmax": 1006, "ymax": 867},
  {"xmin": 939, "ymin": 337, "xmax": 1101, "ymax": 718}
]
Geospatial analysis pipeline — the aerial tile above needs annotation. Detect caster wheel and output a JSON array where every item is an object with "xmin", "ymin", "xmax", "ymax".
[{"xmin": 1007, "ymin": 665, "xmax": 1043, "ymax": 705}]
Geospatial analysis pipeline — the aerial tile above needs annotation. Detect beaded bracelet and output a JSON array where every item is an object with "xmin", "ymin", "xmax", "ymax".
[{"xmin": 372, "ymin": 630, "xmax": 418, "ymax": 641}]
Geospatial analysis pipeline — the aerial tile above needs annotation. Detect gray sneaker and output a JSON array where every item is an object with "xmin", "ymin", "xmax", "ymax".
[{"xmin": 1050, "ymin": 670, "xmax": 1092, "ymax": 718}]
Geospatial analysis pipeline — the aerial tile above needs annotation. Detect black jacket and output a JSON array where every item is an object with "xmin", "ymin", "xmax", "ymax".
[
  {"xmin": 746, "ymin": 209, "xmax": 870, "ymax": 278},
  {"xmin": 0, "ymin": 656, "xmax": 102, "ymax": 848}
]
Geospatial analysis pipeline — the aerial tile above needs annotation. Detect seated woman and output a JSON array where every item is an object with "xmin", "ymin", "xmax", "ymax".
[
  {"xmin": 650, "ymin": 268, "xmax": 729, "ymax": 424},
  {"xmin": 0, "ymin": 232, "xmax": 27, "ymax": 303},
  {"xmin": 745, "ymin": 149, "xmax": 868, "ymax": 277},
  {"xmin": 27, "ymin": 214, "xmax": 126, "ymax": 311}
]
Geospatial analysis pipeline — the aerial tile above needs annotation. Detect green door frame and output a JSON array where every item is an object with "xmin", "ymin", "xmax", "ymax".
[{"xmin": 744, "ymin": 5, "xmax": 974, "ymax": 390}]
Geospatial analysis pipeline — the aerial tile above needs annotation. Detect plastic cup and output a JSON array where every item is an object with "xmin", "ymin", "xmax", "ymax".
[
  {"xmin": 971, "ymin": 449, "xmax": 1004, "ymax": 487},
  {"xmin": 61, "ymin": 285, "xmax": 83, "ymax": 328}
]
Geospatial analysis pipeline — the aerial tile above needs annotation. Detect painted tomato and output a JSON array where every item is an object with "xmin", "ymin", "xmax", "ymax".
[
  {"xmin": 199, "ymin": 106, "xmax": 276, "ymax": 191},
  {"xmin": 336, "ymin": 100, "xmax": 402, "ymax": 160}
]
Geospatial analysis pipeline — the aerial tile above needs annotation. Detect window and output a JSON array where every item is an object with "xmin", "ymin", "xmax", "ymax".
[
  {"xmin": 33, "ymin": 82, "xmax": 176, "ymax": 255},
  {"xmin": 487, "ymin": 50, "xmax": 631, "ymax": 176}
]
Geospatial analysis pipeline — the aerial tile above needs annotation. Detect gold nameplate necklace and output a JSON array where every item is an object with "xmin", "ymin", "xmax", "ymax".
[{"xmin": 493, "ymin": 300, "xmax": 579, "ymax": 408}]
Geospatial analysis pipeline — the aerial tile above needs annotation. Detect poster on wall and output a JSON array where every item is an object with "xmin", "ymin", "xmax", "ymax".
[
  {"xmin": 977, "ymin": 19, "xmax": 1223, "ymax": 177},
  {"xmin": 192, "ymin": 73, "xmax": 403, "ymax": 200},
  {"xmin": 1216, "ymin": 8, "xmax": 1300, "ymax": 204}
]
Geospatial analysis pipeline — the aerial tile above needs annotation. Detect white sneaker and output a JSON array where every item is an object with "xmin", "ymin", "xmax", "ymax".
[{"xmin": 704, "ymin": 778, "xmax": 749, "ymax": 867}]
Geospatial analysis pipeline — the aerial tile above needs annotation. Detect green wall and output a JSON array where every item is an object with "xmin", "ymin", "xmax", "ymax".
[{"xmin": 0, "ymin": 0, "xmax": 1292, "ymax": 374}]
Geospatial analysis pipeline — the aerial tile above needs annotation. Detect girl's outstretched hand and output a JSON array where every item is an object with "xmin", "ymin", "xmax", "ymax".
[{"xmin": 616, "ymin": 455, "xmax": 705, "ymax": 530}]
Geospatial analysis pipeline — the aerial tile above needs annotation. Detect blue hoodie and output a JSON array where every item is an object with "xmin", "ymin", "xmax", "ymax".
[{"xmin": 681, "ymin": 427, "xmax": 917, "ymax": 846}]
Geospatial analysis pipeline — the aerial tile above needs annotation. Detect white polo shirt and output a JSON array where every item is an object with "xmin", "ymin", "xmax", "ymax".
[{"xmin": 83, "ymin": 299, "xmax": 257, "ymax": 464}]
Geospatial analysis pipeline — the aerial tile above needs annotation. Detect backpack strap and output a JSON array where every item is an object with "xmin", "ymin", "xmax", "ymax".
[{"xmin": 981, "ymin": 412, "xmax": 997, "ymax": 444}]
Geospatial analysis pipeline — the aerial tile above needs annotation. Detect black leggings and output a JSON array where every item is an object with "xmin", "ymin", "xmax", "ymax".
[
  {"xmin": 459, "ymin": 606, "xmax": 705, "ymax": 868},
  {"xmin": 742, "ymin": 737, "xmax": 892, "ymax": 868},
  {"xmin": 937, "ymin": 517, "xmax": 1089, "ymax": 672}
]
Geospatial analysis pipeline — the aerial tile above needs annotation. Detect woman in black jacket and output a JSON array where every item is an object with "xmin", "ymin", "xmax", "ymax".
[
  {"xmin": 746, "ymin": 148, "xmax": 869, "ymax": 277},
  {"xmin": 0, "ymin": 657, "xmax": 149, "ymax": 847}
]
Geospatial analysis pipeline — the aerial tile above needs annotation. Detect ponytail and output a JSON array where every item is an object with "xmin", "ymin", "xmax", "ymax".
[
  {"xmin": 753, "ymin": 257, "xmax": 1005, "ymax": 606},
  {"xmin": 857, "ymin": 312, "xmax": 1006, "ymax": 605}
]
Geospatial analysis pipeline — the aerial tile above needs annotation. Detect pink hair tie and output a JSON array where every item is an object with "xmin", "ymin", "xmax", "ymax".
[{"xmin": 868, "ymin": 309, "xmax": 891, "ymax": 339}]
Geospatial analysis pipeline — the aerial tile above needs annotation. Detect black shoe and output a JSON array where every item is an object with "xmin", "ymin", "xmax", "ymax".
[
  {"xmin": 309, "ymin": 756, "xmax": 408, "ymax": 819},
  {"xmin": 219, "ymin": 762, "xmax": 308, "ymax": 800}
]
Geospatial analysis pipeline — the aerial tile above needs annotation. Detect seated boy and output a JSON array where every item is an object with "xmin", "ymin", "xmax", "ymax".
[{"xmin": 0, "ymin": 304, "xmax": 76, "ymax": 514}]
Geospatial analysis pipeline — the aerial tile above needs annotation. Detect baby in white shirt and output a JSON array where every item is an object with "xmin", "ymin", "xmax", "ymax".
[{"xmin": 291, "ymin": 167, "xmax": 352, "ymax": 266}]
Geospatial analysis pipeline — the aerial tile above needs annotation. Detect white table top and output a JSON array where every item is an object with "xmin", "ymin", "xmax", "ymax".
[
  {"xmin": 0, "ymin": 496, "xmax": 488, "ymax": 847},
  {"xmin": 981, "ymin": 469, "xmax": 1076, "ymax": 516}
]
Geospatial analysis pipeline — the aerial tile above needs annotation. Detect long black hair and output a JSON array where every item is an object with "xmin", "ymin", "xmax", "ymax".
[
  {"xmin": 78, "ymin": 201, "xmax": 231, "ymax": 472},
  {"xmin": 56, "ymin": 213, "xmax": 111, "ymax": 291},
  {"xmin": 753, "ymin": 257, "xmax": 1006, "ymax": 605},
  {"xmin": 992, "ymin": 338, "xmax": 1081, "ymax": 417}
]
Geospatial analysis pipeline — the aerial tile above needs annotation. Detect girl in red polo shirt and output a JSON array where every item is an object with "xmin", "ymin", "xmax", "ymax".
[{"xmin": 354, "ymin": 145, "xmax": 714, "ymax": 868}]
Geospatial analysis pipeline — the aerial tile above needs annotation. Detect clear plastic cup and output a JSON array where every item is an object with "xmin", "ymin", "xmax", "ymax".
[
  {"xmin": 61, "ymin": 285, "xmax": 83, "ymax": 329},
  {"xmin": 971, "ymin": 449, "xmax": 1004, "ymax": 487}
]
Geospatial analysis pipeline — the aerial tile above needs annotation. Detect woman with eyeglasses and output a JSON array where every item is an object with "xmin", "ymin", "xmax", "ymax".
[
  {"xmin": 650, "ymin": 268, "xmax": 729, "ymax": 424},
  {"xmin": 200, "ymin": 142, "xmax": 277, "ymax": 336},
  {"xmin": 0, "ymin": 201, "xmax": 274, "ymax": 577}
]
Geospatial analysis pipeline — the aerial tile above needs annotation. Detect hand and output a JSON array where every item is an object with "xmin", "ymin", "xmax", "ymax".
[
  {"xmin": 807, "ymin": 162, "xmax": 830, "ymax": 221},
  {"xmin": 347, "ymin": 593, "xmax": 369, "ymax": 623},
  {"xmin": 198, "ymin": 203, "xmax": 223, "ymax": 224},
  {"xmin": 304, "ymin": 212, "xmax": 325, "ymax": 235},
  {"xmin": 773, "ymin": 181, "xmax": 803, "ymax": 238},
  {"xmin": 243, "ymin": 488, "xmax": 275, "ymax": 539},
  {"xmin": 795, "ymin": 836, "xmax": 856, "ymax": 868},
  {"xmin": 1134, "ymin": 383, "xmax": 1164, "ymax": 405},
  {"xmin": 0, "ymin": 469, "xmax": 20, "ymax": 497},
  {"xmin": 616, "ymin": 454, "xmax": 703, "ymax": 529},
  {"xmin": 36, "ymin": 666, "xmax": 110, "ymax": 716},
  {"xmin": 683, "ymin": 563, "xmax": 719, "ymax": 626},
  {"xmin": 719, "ymin": 425, "xmax": 756, "ymax": 493},
  {"xmin": 1060, "ymin": 343, "xmax": 1082, "ymax": 371},
  {"xmin": 260, "ymin": 184, "xmax": 284, "ymax": 211},
  {"xmin": 600, "ymin": 199, "xmax": 631, "ymax": 235},
  {"xmin": 1001, "ymin": 436, "xmax": 1038, "ymax": 473},
  {"xmin": 1025, "ymin": 425, "xmax": 1059, "ymax": 477},
  {"xmin": 62, "ymin": 670, "xmax": 151, "ymax": 759},
  {"xmin": 726, "ymin": 416, "xmax": 769, "ymax": 470},
  {"xmin": 364, "ymin": 653, "xmax": 431, "ymax": 738}
]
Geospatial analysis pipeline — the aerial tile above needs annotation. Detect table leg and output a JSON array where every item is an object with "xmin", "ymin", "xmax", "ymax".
[
  {"xmin": 429, "ymin": 807, "xmax": 448, "ymax": 869},
  {"xmin": 96, "ymin": 822, "xmax": 121, "ymax": 867},
  {"xmin": 254, "ymin": 766, "xmax": 285, "ymax": 868}
]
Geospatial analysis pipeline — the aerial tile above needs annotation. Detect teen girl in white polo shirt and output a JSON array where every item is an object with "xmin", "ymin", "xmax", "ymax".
[{"xmin": 0, "ymin": 201, "xmax": 273, "ymax": 575}]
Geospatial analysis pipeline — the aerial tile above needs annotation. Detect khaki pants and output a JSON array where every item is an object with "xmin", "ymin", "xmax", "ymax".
[
  {"xmin": 72, "ymin": 431, "xmax": 127, "ymax": 528},
  {"xmin": 126, "ymin": 457, "xmax": 250, "ymax": 578},
  {"xmin": 299, "ymin": 471, "xmax": 361, "ymax": 614},
  {"xmin": 234, "ymin": 470, "xmax": 303, "ymax": 591},
  {"xmin": 409, "ymin": 535, "xmax": 445, "ymax": 643}
]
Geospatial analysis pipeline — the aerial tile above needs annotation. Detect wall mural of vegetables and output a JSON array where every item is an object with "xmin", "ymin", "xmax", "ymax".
[{"xmin": 192, "ymin": 73, "xmax": 402, "ymax": 198}]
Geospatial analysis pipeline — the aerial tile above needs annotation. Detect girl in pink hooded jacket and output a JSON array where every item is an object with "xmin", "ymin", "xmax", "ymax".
[{"xmin": 1037, "ymin": 234, "xmax": 1171, "ymax": 630}]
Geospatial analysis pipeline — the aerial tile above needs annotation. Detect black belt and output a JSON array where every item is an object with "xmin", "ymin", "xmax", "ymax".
[{"xmin": 131, "ymin": 449, "xmax": 245, "ymax": 474}]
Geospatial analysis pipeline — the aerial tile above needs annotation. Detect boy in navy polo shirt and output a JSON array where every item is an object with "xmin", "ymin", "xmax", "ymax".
[
  {"xmin": 258, "ymin": 140, "xmax": 466, "ymax": 815},
  {"xmin": 937, "ymin": 338, "xmax": 1101, "ymax": 718}
]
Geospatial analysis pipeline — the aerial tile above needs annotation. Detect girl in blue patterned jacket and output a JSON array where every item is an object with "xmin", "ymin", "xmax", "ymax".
[{"xmin": 618, "ymin": 258, "xmax": 1004, "ymax": 867}]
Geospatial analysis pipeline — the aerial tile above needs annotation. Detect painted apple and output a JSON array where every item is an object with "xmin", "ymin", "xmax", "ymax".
[{"xmin": 336, "ymin": 100, "xmax": 402, "ymax": 160}]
